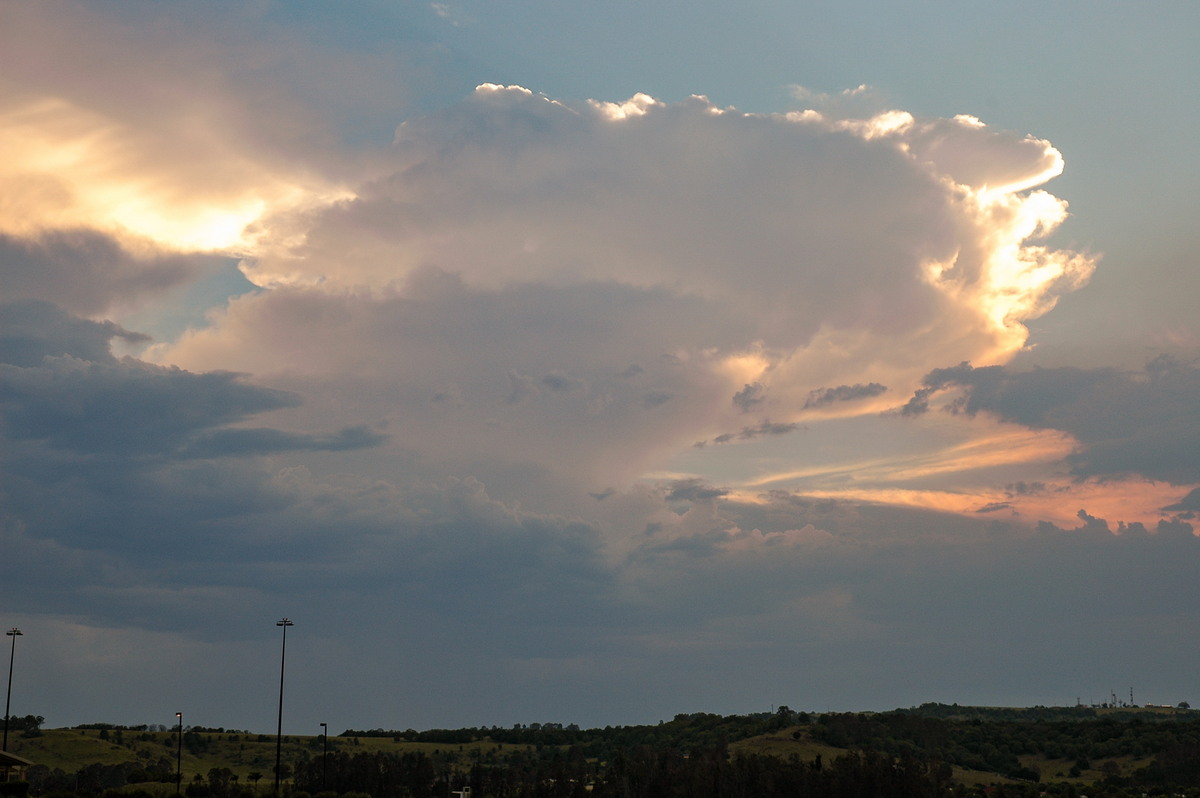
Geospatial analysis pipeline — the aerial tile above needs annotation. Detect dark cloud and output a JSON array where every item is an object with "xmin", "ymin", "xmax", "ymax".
[
  {"xmin": 641, "ymin": 390, "xmax": 672, "ymax": 409},
  {"xmin": 1162, "ymin": 488, "xmax": 1200, "ymax": 513},
  {"xmin": 906, "ymin": 357, "xmax": 1200, "ymax": 483},
  {"xmin": 1, "ymin": 356, "xmax": 297, "ymax": 457},
  {"xmin": 750, "ymin": 420, "xmax": 803, "ymax": 437},
  {"xmin": 179, "ymin": 424, "xmax": 387, "ymax": 458},
  {"xmin": 0, "ymin": 300, "xmax": 148, "ymax": 366},
  {"xmin": 0, "ymin": 230, "xmax": 209, "ymax": 314},
  {"xmin": 1074, "ymin": 509, "xmax": 1110, "ymax": 533},
  {"xmin": 804, "ymin": 381, "xmax": 887, "ymax": 408},
  {"xmin": 0, "ymin": 303, "xmax": 383, "ymax": 462},
  {"xmin": 702, "ymin": 419, "xmax": 804, "ymax": 446},
  {"xmin": 899, "ymin": 361, "xmax": 978, "ymax": 416},
  {"xmin": 732, "ymin": 382, "xmax": 765, "ymax": 412},
  {"xmin": 665, "ymin": 478, "xmax": 729, "ymax": 503}
]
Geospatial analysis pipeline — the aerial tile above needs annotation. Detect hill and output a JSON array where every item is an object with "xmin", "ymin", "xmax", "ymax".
[{"xmin": 7, "ymin": 704, "xmax": 1200, "ymax": 796}]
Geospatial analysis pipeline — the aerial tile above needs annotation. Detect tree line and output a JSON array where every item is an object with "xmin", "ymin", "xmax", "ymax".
[
  {"xmin": 291, "ymin": 744, "xmax": 952, "ymax": 798},
  {"xmin": 14, "ymin": 705, "xmax": 1200, "ymax": 798},
  {"xmin": 810, "ymin": 706, "xmax": 1200, "ymax": 779}
]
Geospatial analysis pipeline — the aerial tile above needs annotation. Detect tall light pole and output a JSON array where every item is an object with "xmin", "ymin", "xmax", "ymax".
[
  {"xmin": 3, "ymin": 628, "xmax": 21, "ymax": 752},
  {"xmin": 274, "ymin": 618, "xmax": 293, "ymax": 797},
  {"xmin": 319, "ymin": 722, "xmax": 327, "ymax": 792},
  {"xmin": 175, "ymin": 712, "xmax": 183, "ymax": 796}
]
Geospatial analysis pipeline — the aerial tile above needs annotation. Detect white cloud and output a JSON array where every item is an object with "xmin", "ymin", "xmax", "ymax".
[
  {"xmin": 0, "ymin": 2, "xmax": 417, "ymax": 260},
  {"xmin": 153, "ymin": 86, "xmax": 1094, "ymax": 512}
]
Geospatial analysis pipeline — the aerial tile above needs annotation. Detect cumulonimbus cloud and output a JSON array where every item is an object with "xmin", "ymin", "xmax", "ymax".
[
  {"xmin": 10, "ymin": 1, "xmax": 1200, "ymax": 734},
  {"xmin": 159, "ymin": 84, "xmax": 1094, "ymax": 492}
]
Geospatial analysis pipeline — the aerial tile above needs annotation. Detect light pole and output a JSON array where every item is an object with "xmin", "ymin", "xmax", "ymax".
[
  {"xmin": 175, "ymin": 712, "xmax": 183, "ymax": 796},
  {"xmin": 274, "ymin": 618, "xmax": 293, "ymax": 797},
  {"xmin": 319, "ymin": 722, "xmax": 327, "ymax": 792},
  {"xmin": 3, "ymin": 628, "xmax": 21, "ymax": 752}
]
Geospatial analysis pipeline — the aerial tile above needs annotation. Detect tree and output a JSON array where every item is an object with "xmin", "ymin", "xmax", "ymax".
[
  {"xmin": 771, "ymin": 706, "xmax": 797, "ymax": 730},
  {"xmin": 5, "ymin": 715, "xmax": 44, "ymax": 733}
]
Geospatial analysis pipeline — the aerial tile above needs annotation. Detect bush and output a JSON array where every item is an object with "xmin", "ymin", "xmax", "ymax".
[{"xmin": 1009, "ymin": 766, "xmax": 1041, "ymax": 782}]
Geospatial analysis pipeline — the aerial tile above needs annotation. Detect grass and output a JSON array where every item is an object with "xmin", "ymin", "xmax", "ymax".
[{"xmin": 727, "ymin": 725, "xmax": 846, "ymax": 762}]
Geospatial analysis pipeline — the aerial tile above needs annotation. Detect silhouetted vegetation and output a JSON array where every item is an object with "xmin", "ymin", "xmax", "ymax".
[
  {"xmin": 811, "ymin": 703, "xmax": 1200, "ymax": 779},
  {"xmin": 294, "ymin": 743, "xmax": 950, "ymax": 798},
  {"xmin": 13, "ymin": 704, "xmax": 1200, "ymax": 797},
  {"xmin": 342, "ymin": 708, "xmax": 803, "ymax": 760}
]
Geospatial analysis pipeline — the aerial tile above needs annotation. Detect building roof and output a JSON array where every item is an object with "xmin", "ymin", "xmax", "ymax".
[{"xmin": 0, "ymin": 751, "xmax": 34, "ymax": 768}]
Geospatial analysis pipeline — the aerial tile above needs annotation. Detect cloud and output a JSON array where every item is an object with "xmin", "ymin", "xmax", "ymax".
[
  {"xmin": 8, "ymin": 324, "xmax": 1200, "ymax": 728},
  {"xmin": 163, "ymin": 273, "xmax": 747, "ymax": 492},
  {"xmin": 178, "ymin": 424, "xmax": 387, "ymax": 459},
  {"xmin": 804, "ymin": 382, "xmax": 888, "ymax": 409},
  {"xmin": 0, "ymin": 300, "xmax": 385, "ymax": 469},
  {"xmin": 1, "ymin": 355, "xmax": 297, "ymax": 458},
  {"xmin": 247, "ymin": 87, "xmax": 1091, "ymax": 365},
  {"xmin": 0, "ymin": 300, "xmax": 147, "ymax": 367},
  {"xmin": 732, "ymin": 382, "xmax": 766, "ymax": 413},
  {"xmin": 1163, "ymin": 488, "xmax": 1200, "ymax": 513},
  {"xmin": 707, "ymin": 420, "xmax": 804, "ymax": 446},
  {"xmin": 0, "ymin": 7, "xmax": 1139, "ymax": 729},
  {"xmin": 664, "ymin": 478, "xmax": 729, "ymax": 503},
  {"xmin": 156, "ymin": 86, "xmax": 1094, "ymax": 501},
  {"xmin": 0, "ymin": 1, "xmax": 454, "ymax": 256},
  {"xmin": 905, "ymin": 356, "xmax": 1200, "ymax": 483},
  {"xmin": 0, "ymin": 231, "xmax": 218, "ymax": 316}
]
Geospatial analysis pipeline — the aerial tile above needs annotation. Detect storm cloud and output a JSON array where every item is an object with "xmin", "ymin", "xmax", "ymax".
[{"xmin": 4, "ymin": 0, "xmax": 1197, "ymax": 736}]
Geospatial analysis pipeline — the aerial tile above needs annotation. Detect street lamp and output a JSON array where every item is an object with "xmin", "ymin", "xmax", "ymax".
[
  {"xmin": 175, "ymin": 712, "xmax": 183, "ymax": 796},
  {"xmin": 319, "ymin": 722, "xmax": 327, "ymax": 792},
  {"xmin": 274, "ymin": 618, "xmax": 293, "ymax": 797},
  {"xmin": 3, "ymin": 628, "xmax": 21, "ymax": 752}
]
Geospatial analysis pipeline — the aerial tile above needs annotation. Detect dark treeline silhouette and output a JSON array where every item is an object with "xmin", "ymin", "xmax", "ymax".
[
  {"xmin": 17, "ymin": 706, "xmax": 1200, "ymax": 798},
  {"xmin": 294, "ymin": 744, "xmax": 952, "ymax": 798},
  {"xmin": 342, "ymin": 709, "xmax": 803, "ymax": 759},
  {"xmin": 812, "ymin": 705, "xmax": 1200, "ymax": 778}
]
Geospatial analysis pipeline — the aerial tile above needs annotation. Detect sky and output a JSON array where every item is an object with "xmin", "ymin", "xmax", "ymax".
[{"xmin": 3, "ymin": 0, "xmax": 1200, "ymax": 735}]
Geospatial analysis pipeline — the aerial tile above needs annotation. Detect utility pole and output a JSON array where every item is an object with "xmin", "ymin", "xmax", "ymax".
[
  {"xmin": 176, "ymin": 712, "xmax": 183, "ymax": 795},
  {"xmin": 3, "ymin": 628, "xmax": 22, "ymax": 752},
  {"xmin": 274, "ymin": 619, "xmax": 294, "ymax": 797}
]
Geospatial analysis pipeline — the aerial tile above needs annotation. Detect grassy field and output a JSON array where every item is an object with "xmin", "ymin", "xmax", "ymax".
[{"xmin": 726, "ymin": 727, "xmax": 845, "ymax": 762}]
